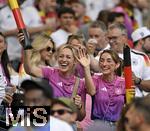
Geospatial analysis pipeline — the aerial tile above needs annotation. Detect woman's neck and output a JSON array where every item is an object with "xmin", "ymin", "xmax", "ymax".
[
  {"xmin": 40, "ymin": 60, "xmax": 46, "ymax": 66},
  {"xmin": 102, "ymin": 73, "xmax": 116, "ymax": 82},
  {"xmin": 59, "ymin": 70, "xmax": 75, "ymax": 78}
]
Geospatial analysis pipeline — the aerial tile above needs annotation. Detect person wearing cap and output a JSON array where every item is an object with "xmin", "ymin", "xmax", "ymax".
[
  {"xmin": 107, "ymin": 23, "xmax": 150, "ymax": 97},
  {"xmin": 9, "ymin": 78, "xmax": 73, "ymax": 131},
  {"xmin": 131, "ymin": 27, "xmax": 150, "ymax": 58},
  {"xmin": 51, "ymin": 97, "xmax": 78, "ymax": 131}
]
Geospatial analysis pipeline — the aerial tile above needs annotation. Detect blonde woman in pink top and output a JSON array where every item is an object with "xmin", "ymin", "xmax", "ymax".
[{"xmin": 19, "ymin": 36, "xmax": 86, "ymax": 121}]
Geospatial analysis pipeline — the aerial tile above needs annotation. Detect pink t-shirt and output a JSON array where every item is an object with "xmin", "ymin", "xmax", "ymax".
[
  {"xmin": 92, "ymin": 74, "xmax": 125, "ymax": 122},
  {"xmin": 42, "ymin": 67, "xmax": 86, "ymax": 102}
]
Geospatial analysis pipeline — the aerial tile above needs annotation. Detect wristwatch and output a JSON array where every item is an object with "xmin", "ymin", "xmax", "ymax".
[{"xmin": 134, "ymin": 78, "xmax": 142, "ymax": 85}]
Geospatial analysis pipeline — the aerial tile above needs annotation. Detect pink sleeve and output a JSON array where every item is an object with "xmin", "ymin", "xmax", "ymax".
[
  {"xmin": 92, "ymin": 74, "xmax": 99, "ymax": 90},
  {"xmin": 78, "ymin": 79, "xmax": 86, "ymax": 103},
  {"xmin": 41, "ymin": 66, "xmax": 54, "ymax": 79}
]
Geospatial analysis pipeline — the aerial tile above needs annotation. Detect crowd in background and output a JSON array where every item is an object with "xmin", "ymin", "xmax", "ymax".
[{"xmin": 0, "ymin": 0, "xmax": 150, "ymax": 131}]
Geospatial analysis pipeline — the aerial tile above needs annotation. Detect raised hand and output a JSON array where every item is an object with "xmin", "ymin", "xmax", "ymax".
[
  {"xmin": 73, "ymin": 95, "xmax": 82, "ymax": 110},
  {"xmin": 76, "ymin": 48, "xmax": 90, "ymax": 68},
  {"xmin": 17, "ymin": 32, "xmax": 25, "ymax": 45},
  {"xmin": 3, "ymin": 93, "xmax": 13, "ymax": 106},
  {"xmin": 17, "ymin": 31, "xmax": 32, "ymax": 50},
  {"xmin": 126, "ymin": 85, "xmax": 135, "ymax": 103}
]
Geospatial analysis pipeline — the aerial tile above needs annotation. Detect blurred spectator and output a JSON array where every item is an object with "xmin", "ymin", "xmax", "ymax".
[
  {"xmin": 108, "ymin": 12, "xmax": 125, "ymax": 25},
  {"xmin": 125, "ymin": 95, "xmax": 150, "ymax": 131},
  {"xmin": 70, "ymin": 0, "xmax": 91, "ymax": 27},
  {"xmin": 88, "ymin": 20, "xmax": 110, "ymax": 73},
  {"xmin": 34, "ymin": 0, "xmax": 57, "ymax": 32},
  {"xmin": 0, "ymin": 0, "xmax": 53, "ymax": 71},
  {"xmin": 117, "ymin": 104, "xmax": 133, "ymax": 131},
  {"xmin": 143, "ymin": 0, "xmax": 150, "ymax": 28},
  {"xmin": 51, "ymin": 7, "xmax": 78, "ymax": 47},
  {"xmin": 67, "ymin": 34, "xmax": 86, "ymax": 78},
  {"xmin": 0, "ymin": 32, "xmax": 17, "ymax": 104},
  {"xmin": 0, "ymin": 0, "xmax": 7, "ymax": 8},
  {"xmin": 113, "ymin": 0, "xmax": 139, "ymax": 39},
  {"xmin": 96, "ymin": 10, "xmax": 110, "ymax": 28},
  {"xmin": 21, "ymin": 0, "xmax": 35, "ymax": 8},
  {"xmin": 31, "ymin": 33, "xmax": 56, "ymax": 67},
  {"xmin": 131, "ymin": 27, "xmax": 150, "ymax": 58},
  {"xmin": 86, "ymin": 38, "xmax": 97, "ymax": 56},
  {"xmin": 18, "ymin": 33, "xmax": 56, "ymax": 84},
  {"xmin": 88, "ymin": 21, "xmax": 110, "ymax": 55},
  {"xmin": 9, "ymin": 78, "xmax": 73, "ymax": 131},
  {"xmin": 107, "ymin": 12, "xmax": 135, "ymax": 48},
  {"xmin": 85, "ymin": 0, "xmax": 119, "ymax": 20},
  {"xmin": 107, "ymin": 23, "xmax": 150, "ymax": 96},
  {"xmin": 51, "ymin": 97, "xmax": 78, "ymax": 131}
]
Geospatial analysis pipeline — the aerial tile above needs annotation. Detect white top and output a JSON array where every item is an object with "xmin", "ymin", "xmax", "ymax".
[
  {"xmin": 51, "ymin": 29, "xmax": 71, "ymax": 47},
  {"xmin": 121, "ymin": 50, "xmax": 150, "ymax": 97},
  {"xmin": 0, "ymin": 64, "xmax": 7, "ymax": 103},
  {"xmin": 130, "ymin": 50, "xmax": 150, "ymax": 97},
  {"xmin": 9, "ymin": 116, "xmax": 73, "ymax": 131},
  {"xmin": 85, "ymin": 0, "xmax": 118, "ymax": 20},
  {"xmin": 50, "ymin": 116, "xmax": 73, "ymax": 131}
]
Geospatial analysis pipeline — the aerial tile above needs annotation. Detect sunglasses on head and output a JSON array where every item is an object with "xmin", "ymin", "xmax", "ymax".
[
  {"xmin": 50, "ymin": 109, "xmax": 73, "ymax": 116},
  {"xmin": 46, "ymin": 47, "xmax": 55, "ymax": 53}
]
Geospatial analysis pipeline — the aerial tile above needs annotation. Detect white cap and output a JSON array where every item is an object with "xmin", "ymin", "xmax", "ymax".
[{"xmin": 131, "ymin": 27, "xmax": 150, "ymax": 42}]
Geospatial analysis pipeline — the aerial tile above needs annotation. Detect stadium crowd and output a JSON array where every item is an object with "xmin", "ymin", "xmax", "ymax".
[{"xmin": 0, "ymin": 0, "xmax": 150, "ymax": 131}]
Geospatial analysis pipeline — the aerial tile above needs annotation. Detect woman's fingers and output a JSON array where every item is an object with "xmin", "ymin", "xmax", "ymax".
[
  {"xmin": 3, "ymin": 93, "xmax": 13, "ymax": 104},
  {"xmin": 73, "ymin": 95, "xmax": 82, "ymax": 107}
]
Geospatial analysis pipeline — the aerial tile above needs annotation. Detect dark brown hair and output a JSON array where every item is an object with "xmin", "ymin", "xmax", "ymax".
[
  {"xmin": 0, "ymin": 32, "xmax": 11, "ymax": 81},
  {"xmin": 100, "ymin": 49, "xmax": 123, "ymax": 76}
]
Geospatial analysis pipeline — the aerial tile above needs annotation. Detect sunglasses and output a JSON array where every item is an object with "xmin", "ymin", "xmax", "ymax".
[
  {"xmin": 50, "ymin": 109, "xmax": 73, "ymax": 116},
  {"xmin": 46, "ymin": 47, "xmax": 55, "ymax": 53}
]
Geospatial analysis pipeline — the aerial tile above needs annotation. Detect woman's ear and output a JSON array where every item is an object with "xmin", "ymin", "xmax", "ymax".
[{"xmin": 115, "ymin": 63, "xmax": 120, "ymax": 70}]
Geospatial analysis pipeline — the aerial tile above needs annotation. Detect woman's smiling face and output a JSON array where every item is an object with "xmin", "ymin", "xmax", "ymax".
[
  {"xmin": 58, "ymin": 47, "xmax": 75, "ymax": 74},
  {"xmin": 99, "ymin": 52, "xmax": 119, "ymax": 75}
]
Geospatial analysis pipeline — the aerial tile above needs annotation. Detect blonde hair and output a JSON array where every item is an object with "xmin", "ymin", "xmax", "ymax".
[
  {"xmin": 56, "ymin": 44, "xmax": 76, "ymax": 60},
  {"xmin": 31, "ymin": 33, "xmax": 56, "ymax": 66},
  {"xmin": 67, "ymin": 34, "xmax": 86, "ymax": 46}
]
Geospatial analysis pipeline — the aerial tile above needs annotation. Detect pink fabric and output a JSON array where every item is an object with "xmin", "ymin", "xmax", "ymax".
[
  {"xmin": 91, "ymin": 74, "xmax": 125, "ymax": 121},
  {"xmin": 80, "ymin": 94, "xmax": 94, "ymax": 131},
  {"xmin": 42, "ymin": 67, "xmax": 86, "ymax": 102}
]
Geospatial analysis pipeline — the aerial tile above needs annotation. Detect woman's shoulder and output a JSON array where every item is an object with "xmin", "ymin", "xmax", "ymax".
[{"xmin": 116, "ymin": 76, "xmax": 125, "ymax": 82}]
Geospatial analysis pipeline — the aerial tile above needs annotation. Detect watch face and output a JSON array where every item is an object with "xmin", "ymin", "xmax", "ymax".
[{"xmin": 135, "ymin": 78, "xmax": 141, "ymax": 85}]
